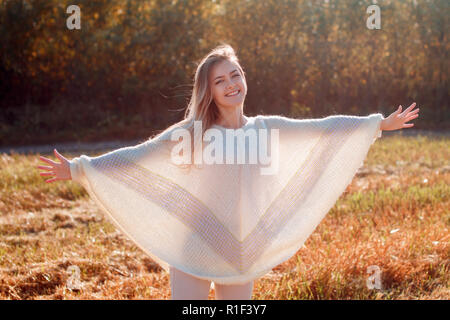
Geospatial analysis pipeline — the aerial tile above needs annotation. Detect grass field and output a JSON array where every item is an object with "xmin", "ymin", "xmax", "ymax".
[{"xmin": 0, "ymin": 134, "xmax": 448, "ymax": 300}]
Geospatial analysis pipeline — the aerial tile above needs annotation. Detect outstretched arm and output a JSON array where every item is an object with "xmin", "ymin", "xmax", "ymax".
[{"xmin": 380, "ymin": 102, "xmax": 419, "ymax": 131}]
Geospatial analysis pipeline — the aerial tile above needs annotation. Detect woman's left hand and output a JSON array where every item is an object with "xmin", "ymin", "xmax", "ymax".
[{"xmin": 380, "ymin": 102, "xmax": 420, "ymax": 131}]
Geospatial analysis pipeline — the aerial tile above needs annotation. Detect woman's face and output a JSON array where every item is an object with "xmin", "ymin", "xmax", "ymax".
[{"xmin": 209, "ymin": 59, "xmax": 247, "ymax": 110}]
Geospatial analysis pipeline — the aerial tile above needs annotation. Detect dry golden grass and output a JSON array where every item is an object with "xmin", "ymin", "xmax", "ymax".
[{"xmin": 0, "ymin": 134, "xmax": 448, "ymax": 299}]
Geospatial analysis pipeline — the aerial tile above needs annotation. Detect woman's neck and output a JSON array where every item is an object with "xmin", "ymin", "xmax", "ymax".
[{"xmin": 215, "ymin": 108, "xmax": 247, "ymax": 129}]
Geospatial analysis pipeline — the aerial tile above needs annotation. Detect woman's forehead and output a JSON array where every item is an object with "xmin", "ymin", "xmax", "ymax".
[{"xmin": 210, "ymin": 60, "xmax": 240, "ymax": 79}]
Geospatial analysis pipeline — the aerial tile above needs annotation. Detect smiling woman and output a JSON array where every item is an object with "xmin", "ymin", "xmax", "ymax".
[{"xmin": 36, "ymin": 43, "xmax": 419, "ymax": 301}]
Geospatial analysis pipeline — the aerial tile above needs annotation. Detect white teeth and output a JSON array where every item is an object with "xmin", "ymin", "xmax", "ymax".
[{"xmin": 226, "ymin": 90, "xmax": 240, "ymax": 97}]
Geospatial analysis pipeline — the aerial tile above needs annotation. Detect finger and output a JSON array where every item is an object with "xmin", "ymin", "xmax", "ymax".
[
  {"xmin": 403, "ymin": 102, "xmax": 416, "ymax": 114},
  {"xmin": 40, "ymin": 172, "xmax": 55, "ymax": 176},
  {"xmin": 54, "ymin": 149, "xmax": 62, "ymax": 159},
  {"xmin": 39, "ymin": 156, "xmax": 56, "ymax": 165},
  {"xmin": 403, "ymin": 123, "xmax": 414, "ymax": 128},
  {"xmin": 406, "ymin": 114, "xmax": 419, "ymax": 121},
  {"xmin": 395, "ymin": 105, "xmax": 402, "ymax": 114},
  {"xmin": 37, "ymin": 165, "xmax": 53, "ymax": 170}
]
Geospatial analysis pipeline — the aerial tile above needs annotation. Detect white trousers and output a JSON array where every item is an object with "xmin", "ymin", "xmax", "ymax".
[{"xmin": 170, "ymin": 266, "xmax": 254, "ymax": 300}]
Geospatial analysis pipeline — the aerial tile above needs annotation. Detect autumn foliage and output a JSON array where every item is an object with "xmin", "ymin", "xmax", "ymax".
[{"xmin": 0, "ymin": 0, "xmax": 448, "ymax": 146}]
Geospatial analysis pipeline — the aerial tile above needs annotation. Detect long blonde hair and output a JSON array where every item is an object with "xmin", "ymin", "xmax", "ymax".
[{"xmin": 145, "ymin": 43, "xmax": 247, "ymax": 167}]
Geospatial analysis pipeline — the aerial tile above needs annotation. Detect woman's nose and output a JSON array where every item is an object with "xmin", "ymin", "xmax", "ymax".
[{"xmin": 226, "ymin": 80, "xmax": 238, "ymax": 89}]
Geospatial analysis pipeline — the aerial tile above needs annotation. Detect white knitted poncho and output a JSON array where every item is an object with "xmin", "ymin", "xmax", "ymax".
[{"xmin": 69, "ymin": 113, "xmax": 383, "ymax": 285}]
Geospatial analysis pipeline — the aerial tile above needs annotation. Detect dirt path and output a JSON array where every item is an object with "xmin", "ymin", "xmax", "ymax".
[
  {"xmin": 0, "ymin": 139, "xmax": 143, "ymax": 155},
  {"xmin": 0, "ymin": 129, "xmax": 448, "ymax": 155}
]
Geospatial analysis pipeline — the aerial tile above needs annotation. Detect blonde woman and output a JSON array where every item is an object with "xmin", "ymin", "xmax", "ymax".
[{"xmin": 37, "ymin": 44, "xmax": 419, "ymax": 300}]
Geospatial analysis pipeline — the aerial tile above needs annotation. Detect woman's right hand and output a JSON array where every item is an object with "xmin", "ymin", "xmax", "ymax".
[{"xmin": 36, "ymin": 149, "xmax": 72, "ymax": 183}]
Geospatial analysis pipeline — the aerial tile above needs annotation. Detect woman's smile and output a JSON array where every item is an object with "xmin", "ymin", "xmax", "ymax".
[{"xmin": 225, "ymin": 89, "xmax": 240, "ymax": 97}]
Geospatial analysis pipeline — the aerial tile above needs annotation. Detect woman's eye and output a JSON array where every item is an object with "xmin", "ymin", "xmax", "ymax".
[{"xmin": 215, "ymin": 74, "xmax": 239, "ymax": 85}]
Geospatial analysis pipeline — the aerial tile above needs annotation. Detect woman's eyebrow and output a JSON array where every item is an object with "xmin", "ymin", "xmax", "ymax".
[{"xmin": 213, "ymin": 69, "xmax": 238, "ymax": 81}]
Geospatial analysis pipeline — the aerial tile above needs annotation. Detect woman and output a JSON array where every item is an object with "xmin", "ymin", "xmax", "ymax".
[{"xmin": 37, "ymin": 44, "xmax": 419, "ymax": 300}]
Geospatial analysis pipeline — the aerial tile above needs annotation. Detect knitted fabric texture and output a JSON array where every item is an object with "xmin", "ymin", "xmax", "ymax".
[{"xmin": 69, "ymin": 113, "xmax": 383, "ymax": 284}]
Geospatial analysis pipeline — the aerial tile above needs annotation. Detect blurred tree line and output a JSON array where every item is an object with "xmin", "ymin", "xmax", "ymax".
[{"xmin": 0, "ymin": 0, "xmax": 448, "ymax": 146}]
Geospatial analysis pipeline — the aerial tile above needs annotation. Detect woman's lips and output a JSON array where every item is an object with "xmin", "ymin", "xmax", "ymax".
[{"xmin": 225, "ymin": 90, "xmax": 240, "ymax": 97}]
